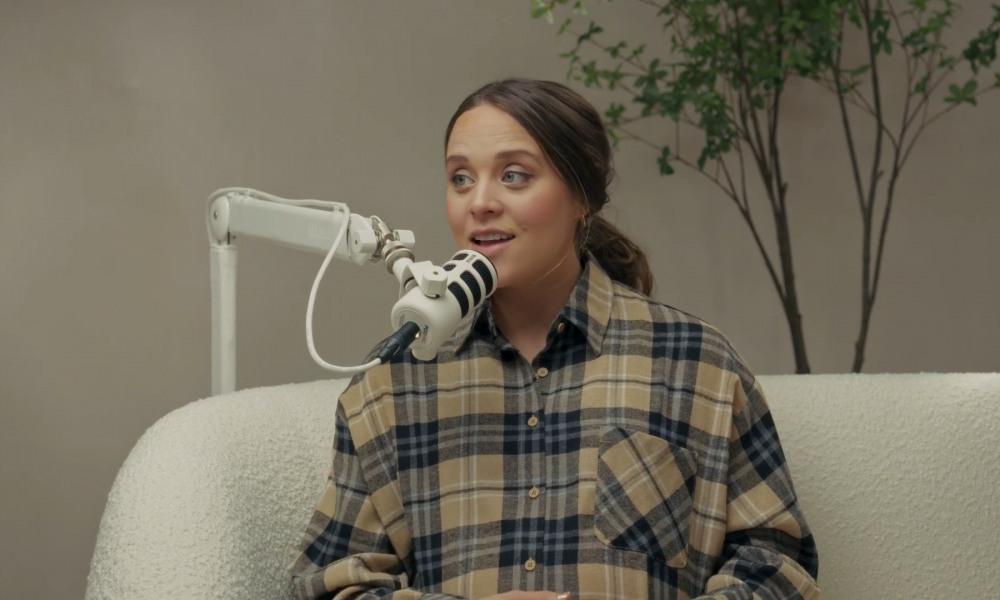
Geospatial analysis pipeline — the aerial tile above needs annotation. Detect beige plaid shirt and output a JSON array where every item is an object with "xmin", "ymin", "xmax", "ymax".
[{"xmin": 290, "ymin": 256, "xmax": 819, "ymax": 600}]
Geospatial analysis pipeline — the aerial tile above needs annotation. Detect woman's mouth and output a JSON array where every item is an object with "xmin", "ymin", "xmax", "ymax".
[
  {"xmin": 473, "ymin": 234, "xmax": 514, "ymax": 245},
  {"xmin": 471, "ymin": 233, "xmax": 515, "ymax": 257}
]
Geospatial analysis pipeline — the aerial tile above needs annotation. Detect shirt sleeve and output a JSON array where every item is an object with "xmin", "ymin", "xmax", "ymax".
[
  {"xmin": 288, "ymin": 399, "xmax": 464, "ymax": 600},
  {"xmin": 696, "ymin": 375, "xmax": 821, "ymax": 600}
]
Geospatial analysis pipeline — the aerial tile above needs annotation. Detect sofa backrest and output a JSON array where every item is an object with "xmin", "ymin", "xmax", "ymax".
[
  {"xmin": 759, "ymin": 373, "xmax": 1000, "ymax": 599},
  {"xmin": 86, "ymin": 374, "xmax": 1000, "ymax": 600}
]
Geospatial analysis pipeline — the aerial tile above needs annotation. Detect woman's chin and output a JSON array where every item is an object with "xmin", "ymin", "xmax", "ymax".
[{"xmin": 489, "ymin": 259, "xmax": 524, "ymax": 293}]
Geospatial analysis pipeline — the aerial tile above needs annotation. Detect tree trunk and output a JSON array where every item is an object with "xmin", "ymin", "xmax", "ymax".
[{"xmin": 775, "ymin": 206, "xmax": 811, "ymax": 374}]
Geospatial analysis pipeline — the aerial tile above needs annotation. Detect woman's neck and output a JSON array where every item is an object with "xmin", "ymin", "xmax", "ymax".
[{"xmin": 489, "ymin": 250, "xmax": 583, "ymax": 362}]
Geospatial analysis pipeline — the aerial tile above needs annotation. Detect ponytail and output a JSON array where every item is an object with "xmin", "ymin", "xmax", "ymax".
[{"xmin": 580, "ymin": 214, "xmax": 654, "ymax": 297}]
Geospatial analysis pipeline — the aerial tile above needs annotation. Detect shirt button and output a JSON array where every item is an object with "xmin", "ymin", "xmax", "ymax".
[
  {"xmin": 556, "ymin": 322, "xmax": 565, "ymax": 333},
  {"xmin": 525, "ymin": 558, "xmax": 536, "ymax": 572},
  {"xmin": 528, "ymin": 487, "xmax": 540, "ymax": 499},
  {"xmin": 536, "ymin": 367, "xmax": 549, "ymax": 378},
  {"xmin": 527, "ymin": 415, "xmax": 539, "ymax": 428}
]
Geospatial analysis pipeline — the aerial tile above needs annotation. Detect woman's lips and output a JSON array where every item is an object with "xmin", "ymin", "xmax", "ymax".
[{"xmin": 471, "ymin": 237, "xmax": 513, "ymax": 258}]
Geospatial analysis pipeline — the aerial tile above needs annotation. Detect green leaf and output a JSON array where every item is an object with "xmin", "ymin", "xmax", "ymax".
[
  {"xmin": 657, "ymin": 146, "xmax": 674, "ymax": 175},
  {"xmin": 607, "ymin": 128, "xmax": 621, "ymax": 151},
  {"xmin": 577, "ymin": 21, "xmax": 603, "ymax": 45},
  {"xmin": 606, "ymin": 65, "xmax": 625, "ymax": 89},
  {"xmin": 529, "ymin": 0, "xmax": 548, "ymax": 19},
  {"xmin": 872, "ymin": 9, "xmax": 893, "ymax": 55},
  {"xmin": 946, "ymin": 79, "xmax": 980, "ymax": 105},
  {"xmin": 607, "ymin": 41, "xmax": 627, "ymax": 58},
  {"xmin": 558, "ymin": 18, "xmax": 573, "ymax": 35},
  {"xmin": 963, "ymin": 29, "xmax": 999, "ymax": 73},
  {"xmin": 780, "ymin": 10, "xmax": 805, "ymax": 35},
  {"xmin": 529, "ymin": 0, "xmax": 555, "ymax": 23},
  {"xmin": 696, "ymin": 146, "xmax": 711, "ymax": 170},
  {"xmin": 604, "ymin": 102, "xmax": 626, "ymax": 124},
  {"xmin": 581, "ymin": 59, "xmax": 602, "ymax": 87},
  {"xmin": 561, "ymin": 52, "xmax": 581, "ymax": 81},
  {"xmin": 995, "ymin": 72, "xmax": 1000, "ymax": 88},
  {"xmin": 914, "ymin": 75, "xmax": 930, "ymax": 95},
  {"xmin": 847, "ymin": 4, "xmax": 863, "ymax": 28}
]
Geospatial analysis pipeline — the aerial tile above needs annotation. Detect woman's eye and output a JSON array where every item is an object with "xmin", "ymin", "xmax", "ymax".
[
  {"xmin": 450, "ymin": 174, "xmax": 472, "ymax": 187},
  {"xmin": 502, "ymin": 171, "xmax": 531, "ymax": 184}
]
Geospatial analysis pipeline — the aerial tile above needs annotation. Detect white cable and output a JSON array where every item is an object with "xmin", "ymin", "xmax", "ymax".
[
  {"xmin": 303, "ymin": 201, "xmax": 382, "ymax": 375},
  {"xmin": 208, "ymin": 187, "xmax": 383, "ymax": 376}
]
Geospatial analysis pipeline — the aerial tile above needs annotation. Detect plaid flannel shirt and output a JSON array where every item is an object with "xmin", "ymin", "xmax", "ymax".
[{"xmin": 290, "ymin": 256, "xmax": 819, "ymax": 600}]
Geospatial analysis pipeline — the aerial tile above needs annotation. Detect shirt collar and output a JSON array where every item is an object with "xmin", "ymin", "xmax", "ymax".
[{"xmin": 452, "ymin": 252, "xmax": 614, "ymax": 356}]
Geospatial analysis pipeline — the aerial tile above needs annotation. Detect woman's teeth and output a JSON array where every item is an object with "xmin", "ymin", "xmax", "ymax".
[{"xmin": 474, "ymin": 234, "xmax": 514, "ymax": 243}]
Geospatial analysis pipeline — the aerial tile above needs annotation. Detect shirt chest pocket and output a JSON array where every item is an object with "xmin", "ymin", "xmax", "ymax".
[{"xmin": 594, "ymin": 426, "xmax": 698, "ymax": 570}]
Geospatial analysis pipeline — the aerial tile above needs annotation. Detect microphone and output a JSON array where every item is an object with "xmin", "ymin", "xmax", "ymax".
[{"xmin": 385, "ymin": 250, "xmax": 498, "ymax": 361}]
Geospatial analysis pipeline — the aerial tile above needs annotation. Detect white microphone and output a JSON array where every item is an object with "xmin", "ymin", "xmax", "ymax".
[{"xmin": 385, "ymin": 250, "xmax": 498, "ymax": 361}]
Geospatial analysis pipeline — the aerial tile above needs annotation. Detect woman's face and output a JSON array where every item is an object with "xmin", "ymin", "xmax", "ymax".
[{"xmin": 445, "ymin": 104, "xmax": 585, "ymax": 291}]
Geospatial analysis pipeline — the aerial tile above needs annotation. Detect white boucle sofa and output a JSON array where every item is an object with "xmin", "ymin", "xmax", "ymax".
[{"xmin": 84, "ymin": 374, "xmax": 1000, "ymax": 600}]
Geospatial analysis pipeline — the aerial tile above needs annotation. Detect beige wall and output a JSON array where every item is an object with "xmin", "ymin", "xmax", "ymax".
[{"xmin": 1, "ymin": 1, "xmax": 997, "ymax": 597}]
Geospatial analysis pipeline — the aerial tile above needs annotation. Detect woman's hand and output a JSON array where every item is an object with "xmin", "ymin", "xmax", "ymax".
[{"xmin": 480, "ymin": 592, "xmax": 570, "ymax": 600}]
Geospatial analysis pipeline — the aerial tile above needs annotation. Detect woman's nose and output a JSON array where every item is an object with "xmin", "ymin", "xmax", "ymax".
[{"xmin": 469, "ymin": 182, "xmax": 503, "ymax": 218}]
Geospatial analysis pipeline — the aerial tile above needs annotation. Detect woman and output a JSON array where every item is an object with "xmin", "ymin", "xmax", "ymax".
[{"xmin": 290, "ymin": 78, "xmax": 819, "ymax": 600}]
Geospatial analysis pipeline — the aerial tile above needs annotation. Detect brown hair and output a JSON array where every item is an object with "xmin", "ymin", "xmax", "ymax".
[{"xmin": 444, "ymin": 78, "xmax": 655, "ymax": 297}]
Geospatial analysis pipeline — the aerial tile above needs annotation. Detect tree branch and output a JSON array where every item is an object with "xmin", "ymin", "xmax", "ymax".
[
  {"xmin": 618, "ymin": 111, "xmax": 787, "ymax": 305},
  {"xmin": 861, "ymin": 0, "xmax": 887, "ymax": 218},
  {"xmin": 731, "ymin": 6, "xmax": 777, "ymax": 211},
  {"xmin": 719, "ymin": 153, "xmax": 786, "ymax": 301},
  {"xmin": 830, "ymin": 14, "xmax": 868, "ymax": 217},
  {"xmin": 904, "ymin": 31, "xmax": 960, "ymax": 131},
  {"xmin": 924, "ymin": 87, "xmax": 997, "ymax": 128},
  {"xmin": 610, "ymin": 124, "xmax": 734, "ymax": 197},
  {"xmin": 900, "ymin": 86, "xmax": 997, "ymax": 169},
  {"xmin": 869, "ymin": 156, "xmax": 902, "ymax": 332},
  {"xmin": 811, "ymin": 75, "xmax": 902, "ymax": 149},
  {"xmin": 885, "ymin": 0, "xmax": 916, "ymax": 90}
]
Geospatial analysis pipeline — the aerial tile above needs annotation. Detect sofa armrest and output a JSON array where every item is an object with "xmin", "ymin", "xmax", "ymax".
[
  {"xmin": 85, "ymin": 379, "xmax": 349, "ymax": 600},
  {"xmin": 758, "ymin": 373, "xmax": 1000, "ymax": 600}
]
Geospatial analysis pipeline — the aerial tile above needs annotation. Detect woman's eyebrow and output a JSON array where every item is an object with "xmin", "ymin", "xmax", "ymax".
[
  {"xmin": 494, "ymin": 149, "xmax": 540, "ymax": 162},
  {"xmin": 445, "ymin": 149, "xmax": 541, "ymax": 166}
]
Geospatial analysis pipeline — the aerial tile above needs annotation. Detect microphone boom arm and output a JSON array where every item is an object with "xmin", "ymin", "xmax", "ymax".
[
  {"xmin": 205, "ymin": 188, "xmax": 416, "ymax": 395},
  {"xmin": 207, "ymin": 188, "xmax": 415, "ymax": 266}
]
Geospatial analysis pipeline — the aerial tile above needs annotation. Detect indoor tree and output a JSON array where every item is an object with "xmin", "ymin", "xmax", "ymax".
[{"xmin": 531, "ymin": 0, "xmax": 1000, "ymax": 372}]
